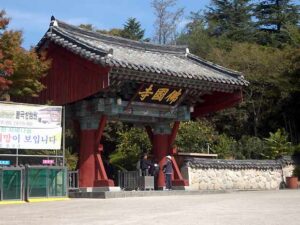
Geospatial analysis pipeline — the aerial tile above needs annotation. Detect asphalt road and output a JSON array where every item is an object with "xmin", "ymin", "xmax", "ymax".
[{"xmin": 1, "ymin": 190, "xmax": 299, "ymax": 225}]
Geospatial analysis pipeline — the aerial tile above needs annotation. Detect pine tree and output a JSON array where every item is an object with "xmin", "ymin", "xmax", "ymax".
[
  {"xmin": 205, "ymin": 0, "xmax": 255, "ymax": 42},
  {"xmin": 254, "ymin": 0, "xmax": 299, "ymax": 32},
  {"xmin": 254, "ymin": 0, "xmax": 300, "ymax": 46},
  {"xmin": 121, "ymin": 18, "xmax": 145, "ymax": 41}
]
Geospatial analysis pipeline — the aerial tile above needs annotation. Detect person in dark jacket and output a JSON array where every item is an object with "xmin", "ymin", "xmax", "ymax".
[
  {"xmin": 140, "ymin": 153, "xmax": 152, "ymax": 176},
  {"xmin": 163, "ymin": 155, "xmax": 173, "ymax": 190}
]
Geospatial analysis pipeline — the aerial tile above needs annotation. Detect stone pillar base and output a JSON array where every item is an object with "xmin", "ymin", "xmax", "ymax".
[
  {"xmin": 94, "ymin": 179, "xmax": 115, "ymax": 187},
  {"xmin": 79, "ymin": 186, "xmax": 121, "ymax": 192},
  {"xmin": 172, "ymin": 179, "xmax": 189, "ymax": 186}
]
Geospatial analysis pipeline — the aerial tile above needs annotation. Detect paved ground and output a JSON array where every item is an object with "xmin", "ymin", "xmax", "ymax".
[{"xmin": 0, "ymin": 190, "xmax": 299, "ymax": 225}]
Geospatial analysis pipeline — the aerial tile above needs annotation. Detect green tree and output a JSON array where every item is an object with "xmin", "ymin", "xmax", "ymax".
[
  {"xmin": 65, "ymin": 147, "xmax": 78, "ymax": 170},
  {"xmin": 97, "ymin": 28, "xmax": 123, "ymax": 37},
  {"xmin": 254, "ymin": 0, "xmax": 300, "ymax": 46},
  {"xmin": 208, "ymin": 42, "xmax": 291, "ymax": 137},
  {"xmin": 79, "ymin": 24, "xmax": 94, "ymax": 31},
  {"xmin": 263, "ymin": 128, "xmax": 293, "ymax": 158},
  {"xmin": 109, "ymin": 127, "xmax": 151, "ymax": 170},
  {"xmin": 79, "ymin": 23, "xmax": 123, "ymax": 37},
  {"xmin": 0, "ymin": 10, "xmax": 49, "ymax": 100},
  {"xmin": 236, "ymin": 135, "xmax": 266, "ymax": 159},
  {"xmin": 121, "ymin": 18, "xmax": 145, "ymax": 41},
  {"xmin": 213, "ymin": 134, "xmax": 237, "ymax": 159},
  {"xmin": 254, "ymin": 0, "xmax": 299, "ymax": 32},
  {"xmin": 176, "ymin": 120, "xmax": 237, "ymax": 159},
  {"xmin": 205, "ymin": 0, "xmax": 255, "ymax": 42},
  {"xmin": 177, "ymin": 11, "xmax": 214, "ymax": 58},
  {"xmin": 175, "ymin": 120, "xmax": 218, "ymax": 153}
]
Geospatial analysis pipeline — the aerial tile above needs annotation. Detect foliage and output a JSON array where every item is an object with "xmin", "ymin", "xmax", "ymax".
[
  {"xmin": 109, "ymin": 127, "xmax": 151, "ymax": 170},
  {"xmin": 151, "ymin": 0, "xmax": 184, "ymax": 44},
  {"xmin": 213, "ymin": 134, "xmax": 237, "ymax": 159},
  {"xmin": 102, "ymin": 121, "xmax": 126, "ymax": 158},
  {"xmin": 79, "ymin": 23, "xmax": 123, "ymax": 37},
  {"xmin": 263, "ymin": 128, "xmax": 293, "ymax": 159},
  {"xmin": 0, "ymin": 10, "xmax": 12, "ymax": 97},
  {"xmin": 235, "ymin": 135, "xmax": 266, "ymax": 159},
  {"xmin": 293, "ymin": 165, "xmax": 300, "ymax": 179},
  {"xmin": 97, "ymin": 28, "xmax": 123, "ymax": 37},
  {"xmin": 0, "ymin": 10, "xmax": 50, "ymax": 100},
  {"xmin": 80, "ymin": 18, "xmax": 147, "ymax": 41},
  {"xmin": 177, "ymin": 11, "xmax": 214, "ymax": 58},
  {"xmin": 121, "ymin": 18, "xmax": 145, "ymax": 41},
  {"xmin": 79, "ymin": 24, "xmax": 94, "ymax": 31},
  {"xmin": 205, "ymin": 0, "xmax": 255, "ymax": 42},
  {"xmin": 292, "ymin": 145, "xmax": 300, "ymax": 178},
  {"xmin": 254, "ymin": 0, "xmax": 299, "ymax": 32},
  {"xmin": 208, "ymin": 42, "xmax": 295, "ymax": 138},
  {"xmin": 175, "ymin": 120, "xmax": 217, "ymax": 153},
  {"xmin": 176, "ymin": 120, "xmax": 236, "ymax": 159},
  {"xmin": 65, "ymin": 147, "xmax": 78, "ymax": 170}
]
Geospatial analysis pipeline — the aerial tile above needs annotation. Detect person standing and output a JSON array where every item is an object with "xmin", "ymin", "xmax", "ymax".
[
  {"xmin": 163, "ymin": 155, "xmax": 173, "ymax": 190},
  {"xmin": 140, "ymin": 153, "xmax": 152, "ymax": 176}
]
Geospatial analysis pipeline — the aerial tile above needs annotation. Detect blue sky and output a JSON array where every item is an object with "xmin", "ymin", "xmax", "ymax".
[{"xmin": 1, "ymin": 0, "xmax": 211, "ymax": 49}]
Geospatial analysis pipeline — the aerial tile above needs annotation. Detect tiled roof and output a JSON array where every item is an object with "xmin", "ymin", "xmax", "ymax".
[
  {"xmin": 185, "ymin": 157, "xmax": 294, "ymax": 170},
  {"xmin": 37, "ymin": 17, "xmax": 249, "ymax": 89}
]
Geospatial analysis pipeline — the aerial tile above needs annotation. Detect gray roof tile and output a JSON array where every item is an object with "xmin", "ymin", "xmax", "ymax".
[
  {"xmin": 185, "ymin": 158, "xmax": 294, "ymax": 170},
  {"xmin": 37, "ymin": 18, "xmax": 249, "ymax": 88}
]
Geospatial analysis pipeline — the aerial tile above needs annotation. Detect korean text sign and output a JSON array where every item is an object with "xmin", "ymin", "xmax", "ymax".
[{"xmin": 0, "ymin": 102, "xmax": 62, "ymax": 150}]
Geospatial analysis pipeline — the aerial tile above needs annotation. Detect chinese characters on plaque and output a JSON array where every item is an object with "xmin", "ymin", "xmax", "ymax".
[{"xmin": 138, "ymin": 84, "xmax": 183, "ymax": 105}]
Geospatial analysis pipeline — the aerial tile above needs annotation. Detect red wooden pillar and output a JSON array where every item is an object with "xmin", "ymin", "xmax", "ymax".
[
  {"xmin": 79, "ymin": 129, "xmax": 97, "ymax": 187},
  {"xmin": 152, "ymin": 122, "xmax": 188, "ymax": 189},
  {"xmin": 94, "ymin": 115, "xmax": 114, "ymax": 187},
  {"xmin": 153, "ymin": 134, "xmax": 170, "ymax": 189},
  {"xmin": 78, "ymin": 115, "xmax": 114, "ymax": 188}
]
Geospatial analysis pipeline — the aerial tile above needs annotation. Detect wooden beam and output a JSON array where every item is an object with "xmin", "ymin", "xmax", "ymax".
[
  {"xmin": 169, "ymin": 121, "xmax": 180, "ymax": 147},
  {"xmin": 124, "ymin": 83, "xmax": 144, "ymax": 112},
  {"xmin": 95, "ymin": 115, "xmax": 107, "ymax": 146},
  {"xmin": 145, "ymin": 125, "xmax": 154, "ymax": 145},
  {"xmin": 192, "ymin": 90, "xmax": 242, "ymax": 118},
  {"xmin": 95, "ymin": 153, "xmax": 108, "ymax": 180}
]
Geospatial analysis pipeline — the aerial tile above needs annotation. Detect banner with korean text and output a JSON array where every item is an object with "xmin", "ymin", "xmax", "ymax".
[{"xmin": 0, "ymin": 102, "xmax": 62, "ymax": 150}]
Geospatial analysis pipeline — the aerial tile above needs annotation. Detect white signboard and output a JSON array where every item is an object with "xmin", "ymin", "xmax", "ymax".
[{"xmin": 0, "ymin": 102, "xmax": 62, "ymax": 150}]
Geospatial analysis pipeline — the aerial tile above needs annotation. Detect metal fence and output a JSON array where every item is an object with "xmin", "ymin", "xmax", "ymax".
[
  {"xmin": 26, "ymin": 166, "xmax": 67, "ymax": 199},
  {"xmin": 68, "ymin": 170, "xmax": 79, "ymax": 191},
  {"xmin": 0, "ymin": 166, "xmax": 67, "ymax": 201},
  {"xmin": 0, "ymin": 167, "xmax": 24, "ymax": 201},
  {"xmin": 118, "ymin": 170, "xmax": 154, "ymax": 191}
]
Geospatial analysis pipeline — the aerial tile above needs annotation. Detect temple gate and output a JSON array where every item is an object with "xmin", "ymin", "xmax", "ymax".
[{"xmin": 34, "ymin": 17, "xmax": 248, "ymax": 190}]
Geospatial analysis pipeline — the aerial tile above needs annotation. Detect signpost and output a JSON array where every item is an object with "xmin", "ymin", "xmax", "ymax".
[
  {"xmin": 0, "ymin": 102, "xmax": 64, "ymax": 166},
  {"xmin": 0, "ymin": 102, "xmax": 62, "ymax": 150}
]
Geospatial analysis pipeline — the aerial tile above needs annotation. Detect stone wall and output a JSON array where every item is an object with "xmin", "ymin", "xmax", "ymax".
[{"xmin": 181, "ymin": 158, "xmax": 294, "ymax": 190}]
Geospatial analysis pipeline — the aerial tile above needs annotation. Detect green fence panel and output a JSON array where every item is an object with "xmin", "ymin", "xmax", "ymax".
[
  {"xmin": 27, "ymin": 168, "xmax": 48, "ymax": 198},
  {"xmin": 48, "ymin": 168, "xmax": 66, "ymax": 197},
  {"xmin": 2, "ymin": 169, "xmax": 22, "ymax": 200},
  {"xmin": 0, "ymin": 170, "xmax": 2, "ymax": 200},
  {"xmin": 26, "ymin": 167, "xmax": 67, "ymax": 199}
]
